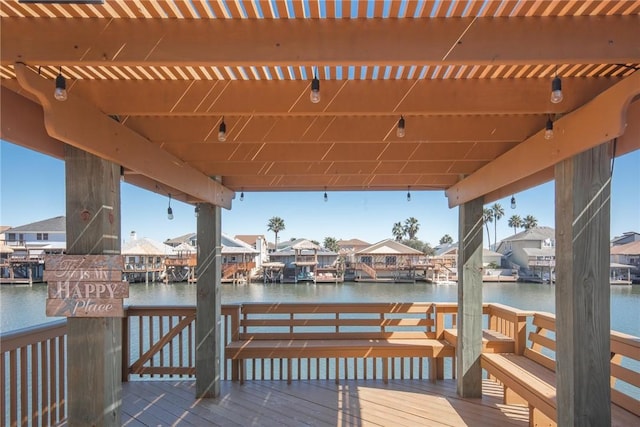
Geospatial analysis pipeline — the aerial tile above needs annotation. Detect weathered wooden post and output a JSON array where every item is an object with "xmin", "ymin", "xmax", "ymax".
[
  {"xmin": 457, "ymin": 197, "xmax": 483, "ymax": 398},
  {"xmin": 555, "ymin": 143, "xmax": 612, "ymax": 425},
  {"xmin": 64, "ymin": 146, "xmax": 122, "ymax": 426},
  {"xmin": 196, "ymin": 202, "xmax": 222, "ymax": 397}
]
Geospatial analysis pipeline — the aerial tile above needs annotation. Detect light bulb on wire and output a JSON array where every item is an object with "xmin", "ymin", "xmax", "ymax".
[
  {"xmin": 167, "ymin": 194, "xmax": 174, "ymax": 220},
  {"xmin": 218, "ymin": 118, "xmax": 227, "ymax": 142},
  {"xmin": 406, "ymin": 186, "xmax": 411, "ymax": 202},
  {"xmin": 54, "ymin": 67, "xmax": 67, "ymax": 101},
  {"xmin": 510, "ymin": 196, "xmax": 516, "ymax": 209},
  {"xmin": 396, "ymin": 116, "xmax": 405, "ymax": 138},
  {"xmin": 310, "ymin": 71, "xmax": 320, "ymax": 104},
  {"xmin": 550, "ymin": 75, "xmax": 563, "ymax": 104},
  {"xmin": 545, "ymin": 117, "xmax": 554, "ymax": 140}
]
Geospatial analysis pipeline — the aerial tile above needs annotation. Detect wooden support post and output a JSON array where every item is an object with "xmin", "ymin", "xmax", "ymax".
[
  {"xmin": 195, "ymin": 202, "xmax": 222, "ymax": 398},
  {"xmin": 456, "ymin": 197, "xmax": 483, "ymax": 398},
  {"xmin": 65, "ymin": 146, "xmax": 121, "ymax": 426},
  {"xmin": 555, "ymin": 143, "xmax": 612, "ymax": 426}
]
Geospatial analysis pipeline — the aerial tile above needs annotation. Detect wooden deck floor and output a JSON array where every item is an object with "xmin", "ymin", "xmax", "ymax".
[{"xmin": 120, "ymin": 379, "xmax": 529, "ymax": 426}]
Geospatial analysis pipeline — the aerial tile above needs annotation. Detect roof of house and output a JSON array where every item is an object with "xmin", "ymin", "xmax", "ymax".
[
  {"xmin": 276, "ymin": 238, "xmax": 322, "ymax": 251},
  {"xmin": 611, "ymin": 231, "xmax": 640, "ymax": 245},
  {"xmin": 5, "ymin": 216, "xmax": 66, "ymax": 233},
  {"xmin": 357, "ymin": 239, "xmax": 424, "ymax": 255},
  {"xmin": 221, "ymin": 234, "xmax": 259, "ymax": 254},
  {"xmin": 337, "ymin": 238, "xmax": 370, "ymax": 247},
  {"xmin": 164, "ymin": 233, "xmax": 196, "ymax": 246},
  {"xmin": 522, "ymin": 247, "xmax": 556, "ymax": 257},
  {"xmin": 0, "ymin": 226, "xmax": 12, "ymax": 234},
  {"xmin": 122, "ymin": 237, "xmax": 169, "ymax": 256},
  {"xmin": 434, "ymin": 242, "xmax": 457, "ymax": 256},
  {"xmin": 234, "ymin": 235, "xmax": 265, "ymax": 246},
  {"xmin": 610, "ymin": 241, "xmax": 640, "ymax": 256},
  {"xmin": 170, "ymin": 242, "xmax": 197, "ymax": 254},
  {"xmin": 500, "ymin": 226, "xmax": 555, "ymax": 243}
]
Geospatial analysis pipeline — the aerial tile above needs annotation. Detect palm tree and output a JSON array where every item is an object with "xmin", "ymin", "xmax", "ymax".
[
  {"xmin": 439, "ymin": 234, "xmax": 453, "ymax": 245},
  {"xmin": 483, "ymin": 208, "xmax": 493, "ymax": 250},
  {"xmin": 392, "ymin": 222, "xmax": 405, "ymax": 241},
  {"xmin": 491, "ymin": 203, "xmax": 504, "ymax": 250},
  {"xmin": 523, "ymin": 215, "xmax": 538, "ymax": 230},
  {"xmin": 267, "ymin": 216, "xmax": 285, "ymax": 247},
  {"xmin": 508, "ymin": 215, "xmax": 522, "ymax": 235},
  {"xmin": 323, "ymin": 237, "xmax": 339, "ymax": 253},
  {"xmin": 404, "ymin": 217, "xmax": 420, "ymax": 240}
]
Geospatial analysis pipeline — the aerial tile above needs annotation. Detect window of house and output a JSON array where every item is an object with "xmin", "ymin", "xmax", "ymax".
[
  {"xmin": 7, "ymin": 233, "xmax": 15, "ymax": 241},
  {"xmin": 361, "ymin": 256, "xmax": 372, "ymax": 265},
  {"xmin": 36, "ymin": 233, "xmax": 49, "ymax": 241}
]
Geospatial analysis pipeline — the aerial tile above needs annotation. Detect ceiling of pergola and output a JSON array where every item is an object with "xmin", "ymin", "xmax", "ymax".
[{"xmin": 1, "ymin": 0, "xmax": 639, "ymax": 209}]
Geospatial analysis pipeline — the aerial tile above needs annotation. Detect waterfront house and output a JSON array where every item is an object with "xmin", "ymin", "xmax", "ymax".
[
  {"xmin": 234, "ymin": 234, "xmax": 269, "ymax": 269},
  {"xmin": 496, "ymin": 227, "xmax": 556, "ymax": 281},
  {"xmin": 336, "ymin": 238, "xmax": 371, "ymax": 263},
  {"xmin": 610, "ymin": 240, "xmax": 640, "ymax": 283},
  {"xmin": 429, "ymin": 243, "xmax": 513, "ymax": 282},
  {"xmin": 220, "ymin": 234, "xmax": 259, "ymax": 283},
  {"xmin": 122, "ymin": 234, "xmax": 168, "ymax": 283},
  {"xmin": 611, "ymin": 231, "xmax": 640, "ymax": 246},
  {"xmin": 164, "ymin": 232, "xmax": 197, "ymax": 248},
  {"xmin": 1, "ymin": 216, "xmax": 66, "ymax": 283},
  {"xmin": 354, "ymin": 239, "xmax": 424, "ymax": 282},
  {"xmin": 268, "ymin": 239, "xmax": 340, "ymax": 283}
]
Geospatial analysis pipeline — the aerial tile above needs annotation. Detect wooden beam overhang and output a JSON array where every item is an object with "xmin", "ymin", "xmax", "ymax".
[
  {"xmin": 54, "ymin": 78, "xmax": 621, "ymax": 116},
  {"xmin": 1, "ymin": 16, "xmax": 638, "ymax": 66},
  {"xmin": 13, "ymin": 63, "xmax": 235, "ymax": 209},
  {"xmin": 445, "ymin": 71, "xmax": 640, "ymax": 208}
]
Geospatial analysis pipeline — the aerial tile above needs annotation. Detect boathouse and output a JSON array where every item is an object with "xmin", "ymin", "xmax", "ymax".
[{"xmin": 1, "ymin": 0, "xmax": 639, "ymax": 426}]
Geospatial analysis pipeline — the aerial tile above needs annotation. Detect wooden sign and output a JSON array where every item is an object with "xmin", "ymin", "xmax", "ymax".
[
  {"xmin": 46, "ymin": 298, "xmax": 124, "ymax": 318},
  {"xmin": 44, "ymin": 254, "xmax": 128, "ymax": 318},
  {"xmin": 48, "ymin": 281, "xmax": 129, "ymax": 299}
]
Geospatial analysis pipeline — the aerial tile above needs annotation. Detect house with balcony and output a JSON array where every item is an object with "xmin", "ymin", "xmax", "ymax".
[
  {"xmin": 234, "ymin": 234, "xmax": 268, "ymax": 269},
  {"xmin": 496, "ymin": 226, "xmax": 556, "ymax": 282},
  {"xmin": 267, "ymin": 239, "xmax": 340, "ymax": 283},
  {"xmin": 122, "ymin": 234, "xmax": 169, "ymax": 283},
  {"xmin": 1, "ymin": 216, "xmax": 66, "ymax": 283},
  {"xmin": 354, "ymin": 239, "xmax": 424, "ymax": 282},
  {"xmin": 610, "ymin": 240, "xmax": 640, "ymax": 284},
  {"xmin": 220, "ymin": 234, "xmax": 259, "ymax": 283}
]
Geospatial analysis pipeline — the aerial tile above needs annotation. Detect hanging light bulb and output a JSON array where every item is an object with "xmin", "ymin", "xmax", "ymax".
[
  {"xmin": 240, "ymin": 191, "xmax": 244, "ymax": 202},
  {"xmin": 194, "ymin": 204, "xmax": 200, "ymax": 217},
  {"xmin": 323, "ymin": 187, "xmax": 328, "ymax": 202},
  {"xmin": 544, "ymin": 117, "xmax": 554, "ymax": 140},
  {"xmin": 120, "ymin": 166, "xmax": 125, "ymax": 183},
  {"xmin": 218, "ymin": 118, "xmax": 227, "ymax": 142},
  {"xmin": 406, "ymin": 186, "xmax": 411, "ymax": 202},
  {"xmin": 510, "ymin": 195, "xmax": 516, "ymax": 209},
  {"xmin": 550, "ymin": 75, "xmax": 563, "ymax": 104},
  {"xmin": 167, "ymin": 194, "xmax": 174, "ymax": 220},
  {"xmin": 54, "ymin": 67, "xmax": 67, "ymax": 101},
  {"xmin": 310, "ymin": 72, "xmax": 321, "ymax": 104},
  {"xmin": 396, "ymin": 116, "xmax": 406, "ymax": 138}
]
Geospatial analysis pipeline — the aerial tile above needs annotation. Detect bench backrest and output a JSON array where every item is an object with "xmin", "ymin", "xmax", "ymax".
[
  {"xmin": 524, "ymin": 312, "xmax": 640, "ymax": 416},
  {"xmin": 234, "ymin": 302, "xmax": 436, "ymax": 341}
]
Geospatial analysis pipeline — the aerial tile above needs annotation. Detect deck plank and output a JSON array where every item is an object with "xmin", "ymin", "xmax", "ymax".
[{"xmin": 120, "ymin": 379, "xmax": 528, "ymax": 426}]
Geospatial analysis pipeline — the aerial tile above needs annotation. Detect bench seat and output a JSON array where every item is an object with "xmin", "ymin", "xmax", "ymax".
[
  {"xmin": 226, "ymin": 338, "xmax": 455, "ymax": 359},
  {"xmin": 444, "ymin": 328, "xmax": 515, "ymax": 353},
  {"xmin": 482, "ymin": 353, "xmax": 639, "ymax": 427}
]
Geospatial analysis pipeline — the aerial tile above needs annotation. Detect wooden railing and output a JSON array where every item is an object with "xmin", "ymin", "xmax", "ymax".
[
  {"xmin": 0, "ymin": 320, "xmax": 67, "ymax": 427},
  {"xmin": 2, "ymin": 303, "xmax": 638, "ymax": 426},
  {"xmin": 121, "ymin": 305, "xmax": 238, "ymax": 381}
]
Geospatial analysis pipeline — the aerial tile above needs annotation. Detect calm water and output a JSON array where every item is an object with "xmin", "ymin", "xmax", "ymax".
[{"xmin": 1, "ymin": 281, "xmax": 639, "ymax": 335}]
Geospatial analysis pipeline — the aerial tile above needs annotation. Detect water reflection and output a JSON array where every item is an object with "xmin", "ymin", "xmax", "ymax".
[{"xmin": 1, "ymin": 281, "xmax": 638, "ymax": 335}]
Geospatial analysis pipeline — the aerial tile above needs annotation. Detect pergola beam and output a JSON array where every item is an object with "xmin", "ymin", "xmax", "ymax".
[
  {"xmin": 445, "ymin": 72, "xmax": 640, "ymax": 208},
  {"xmin": 59, "ymin": 78, "xmax": 620, "ymax": 116},
  {"xmin": 1, "ymin": 16, "xmax": 638, "ymax": 66},
  {"xmin": 13, "ymin": 63, "xmax": 234, "ymax": 209}
]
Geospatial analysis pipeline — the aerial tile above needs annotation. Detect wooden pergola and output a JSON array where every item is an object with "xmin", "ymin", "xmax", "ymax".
[{"xmin": 1, "ymin": 1, "xmax": 639, "ymax": 426}]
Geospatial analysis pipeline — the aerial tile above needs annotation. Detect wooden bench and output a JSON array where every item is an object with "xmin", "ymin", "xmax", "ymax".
[
  {"xmin": 437, "ymin": 303, "xmax": 530, "ymax": 355},
  {"xmin": 481, "ymin": 312, "xmax": 640, "ymax": 426},
  {"xmin": 225, "ymin": 302, "xmax": 455, "ymax": 384}
]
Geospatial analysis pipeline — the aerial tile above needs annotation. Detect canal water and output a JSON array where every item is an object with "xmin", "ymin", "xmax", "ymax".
[{"xmin": 1, "ymin": 281, "xmax": 639, "ymax": 335}]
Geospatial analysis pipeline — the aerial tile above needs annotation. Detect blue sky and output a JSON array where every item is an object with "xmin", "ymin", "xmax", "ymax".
[{"xmin": 1, "ymin": 140, "xmax": 638, "ymax": 248}]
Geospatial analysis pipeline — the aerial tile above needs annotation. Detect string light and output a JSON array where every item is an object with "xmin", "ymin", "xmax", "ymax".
[
  {"xmin": 323, "ymin": 187, "xmax": 328, "ymax": 202},
  {"xmin": 240, "ymin": 190, "xmax": 244, "ymax": 201},
  {"xmin": 406, "ymin": 186, "xmax": 411, "ymax": 202},
  {"xmin": 511, "ymin": 195, "xmax": 516, "ymax": 209},
  {"xmin": 218, "ymin": 117, "xmax": 227, "ymax": 142},
  {"xmin": 310, "ymin": 68, "xmax": 320, "ymax": 104},
  {"xmin": 194, "ymin": 204, "xmax": 200, "ymax": 217},
  {"xmin": 167, "ymin": 194, "xmax": 174, "ymax": 220},
  {"xmin": 396, "ymin": 116, "xmax": 406, "ymax": 138},
  {"xmin": 545, "ymin": 116, "xmax": 554, "ymax": 140},
  {"xmin": 550, "ymin": 75, "xmax": 563, "ymax": 104},
  {"xmin": 54, "ymin": 67, "xmax": 67, "ymax": 101}
]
